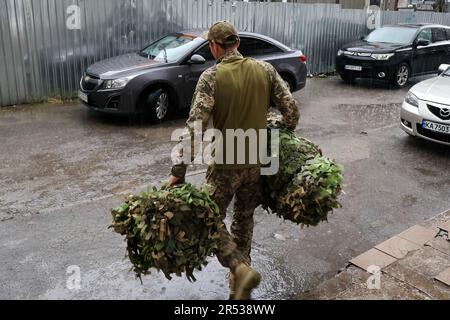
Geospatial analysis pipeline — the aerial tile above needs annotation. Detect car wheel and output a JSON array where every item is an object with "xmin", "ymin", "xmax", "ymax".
[
  {"xmin": 148, "ymin": 89, "xmax": 170, "ymax": 123},
  {"xmin": 392, "ymin": 63, "xmax": 410, "ymax": 88},
  {"xmin": 281, "ymin": 75, "xmax": 294, "ymax": 92},
  {"xmin": 340, "ymin": 73, "xmax": 354, "ymax": 84}
]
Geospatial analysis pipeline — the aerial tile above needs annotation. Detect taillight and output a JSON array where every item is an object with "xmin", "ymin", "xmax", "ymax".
[{"xmin": 299, "ymin": 54, "xmax": 307, "ymax": 63}]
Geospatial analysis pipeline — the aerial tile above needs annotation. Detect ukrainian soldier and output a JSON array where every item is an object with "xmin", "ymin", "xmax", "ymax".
[{"xmin": 168, "ymin": 21, "xmax": 299, "ymax": 300}]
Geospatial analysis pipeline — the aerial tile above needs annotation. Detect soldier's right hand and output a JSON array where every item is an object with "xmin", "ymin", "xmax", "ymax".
[{"xmin": 168, "ymin": 175, "xmax": 183, "ymax": 187}]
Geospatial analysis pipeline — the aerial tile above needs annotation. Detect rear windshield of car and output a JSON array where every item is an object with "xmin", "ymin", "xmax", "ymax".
[
  {"xmin": 364, "ymin": 27, "xmax": 418, "ymax": 45},
  {"xmin": 139, "ymin": 34, "xmax": 203, "ymax": 62}
]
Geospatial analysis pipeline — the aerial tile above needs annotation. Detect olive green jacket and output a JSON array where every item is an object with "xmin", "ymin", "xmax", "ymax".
[{"xmin": 171, "ymin": 51, "xmax": 300, "ymax": 178}]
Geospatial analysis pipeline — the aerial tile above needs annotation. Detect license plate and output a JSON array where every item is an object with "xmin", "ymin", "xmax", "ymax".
[
  {"xmin": 345, "ymin": 65, "xmax": 362, "ymax": 71},
  {"xmin": 422, "ymin": 120, "xmax": 450, "ymax": 134},
  {"xmin": 78, "ymin": 91, "xmax": 88, "ymax": 103}
]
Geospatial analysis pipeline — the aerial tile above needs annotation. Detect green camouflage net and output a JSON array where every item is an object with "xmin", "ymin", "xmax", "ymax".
[
  {"xmin": 263, "ymin": 113, "xmax": 344, "ymax": 227},
  {"xmin": 110, "ymin": 184, "xmax": 221, "ymax": 282}
]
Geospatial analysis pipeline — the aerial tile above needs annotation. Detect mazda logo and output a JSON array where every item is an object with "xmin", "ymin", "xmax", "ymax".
[{"xmin": 440, "ymin": 108, "xmax": 450, "ymax": 118}]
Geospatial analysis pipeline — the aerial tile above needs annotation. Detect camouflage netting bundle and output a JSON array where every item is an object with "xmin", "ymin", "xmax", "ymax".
[
  {"xmin": 110, "ymin": 184, "xmax": 221, "ymax": 282},
  {"xmin": 263, "ymin": 113, "xmax": 344, "ymax": 227}
]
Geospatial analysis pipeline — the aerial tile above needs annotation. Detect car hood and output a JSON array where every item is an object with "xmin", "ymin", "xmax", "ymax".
[
  {"xmin": 86, "ymin": 53, "xmax": 165, "ymax": 79},
  {"xmin": 411, "ymin": 76, "xmax": 450, "ymax": 105},
  {"xmin": 342, "ymin": 40, "xmax": 409, "ymax": 53}
]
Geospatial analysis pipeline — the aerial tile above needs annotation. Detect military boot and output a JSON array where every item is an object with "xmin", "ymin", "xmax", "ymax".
[{"xmin": 232, "ymin": 264, "xmax": 261, "ymax": 300}]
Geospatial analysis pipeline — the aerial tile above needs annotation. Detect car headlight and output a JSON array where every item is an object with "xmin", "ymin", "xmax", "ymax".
[
  {"xmin": 405, "ymin": 91, "xmax": 419, "ymax": 108},
  {"xmin": 103, "ymin": 76, "xmax": 135, "ymax": 89},
  {"xmin": 371, "ymin": 53, "xmax": 395, "ymax": 60},
  {"xmin": 337, "ymin": 49, "xmax": 344, "ymax": 56}
]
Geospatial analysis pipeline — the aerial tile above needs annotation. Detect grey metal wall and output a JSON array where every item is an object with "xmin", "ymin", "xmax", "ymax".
[
  {"xmin": 0, "ymin": 0, "xmax": 177, "ymax": 106},
  {"xmin": 1, "ymin": 0, "xmax": 450, "ymax": 107}
]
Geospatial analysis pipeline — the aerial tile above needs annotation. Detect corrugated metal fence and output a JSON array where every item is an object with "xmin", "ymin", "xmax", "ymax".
[{"xmin": 1, "ymin": 0, "xmax": 450, "ymax": 107}]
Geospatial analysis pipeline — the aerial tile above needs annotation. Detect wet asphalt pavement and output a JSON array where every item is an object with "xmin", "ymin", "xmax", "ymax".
[{"xmin": 1, "ymin": 75, "xmax": 449, "ymax": 300}]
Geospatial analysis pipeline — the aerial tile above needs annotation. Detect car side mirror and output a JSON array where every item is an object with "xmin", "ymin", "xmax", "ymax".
[
  {"xmin": 188, "ymin": 54, "xmax": 206, "ymax": 65},
  {"xmin": 438, "ymin": 63, "xmax": 450, "ymax": 74},
  {"xmin": 360, "ymin": 36, "xmax": 365, "ymax": 41},
  {"xmin": 416, "ymin": 39, "xmax": 430, "ymax": 47}
]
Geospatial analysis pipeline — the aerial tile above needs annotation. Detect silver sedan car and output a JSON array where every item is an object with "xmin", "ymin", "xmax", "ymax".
[{"xmin": 400, "ymin": 64, "xmax": 450, "ymax": 145}]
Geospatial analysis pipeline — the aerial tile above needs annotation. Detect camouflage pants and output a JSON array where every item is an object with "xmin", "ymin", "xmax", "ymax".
[{"xmin": 203, "ymin": 166, "xmax": 262, "ymax": 270}]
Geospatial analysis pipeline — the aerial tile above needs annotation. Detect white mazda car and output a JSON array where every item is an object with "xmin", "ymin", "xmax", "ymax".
[{"xmin": 401, "ymin": 64, "xmax": 450, "ymax": 145}]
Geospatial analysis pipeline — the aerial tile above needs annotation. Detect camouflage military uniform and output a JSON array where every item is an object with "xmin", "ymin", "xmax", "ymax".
[{"xmin": 171, "ymin": 50, "xmax": 299, "ymax": 269}]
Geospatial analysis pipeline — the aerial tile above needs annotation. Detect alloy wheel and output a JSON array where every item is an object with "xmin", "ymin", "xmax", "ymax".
[
  {"xmin": 396, "ymin": 65, "xmax": 409, "ymax": 87},
  {"xmin": 156, "ymin": 92, "xmax": 169, "ymax": 120}
]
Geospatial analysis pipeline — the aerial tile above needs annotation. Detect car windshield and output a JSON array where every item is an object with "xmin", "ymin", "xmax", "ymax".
[
  {"xmin": 139, "ymin": 34, "xmax": 203, "ymax": 62},
  {"xmin": 364, "ymin": 27, "xmax": 417, "ymax": 45}
]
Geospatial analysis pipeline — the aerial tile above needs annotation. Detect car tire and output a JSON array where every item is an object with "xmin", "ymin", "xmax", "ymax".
[
  {"xmin": 391, "ymin": 63, "xmax": 410, "ymax": 88},
  {"xmin": 147, "ymin": 89, "xmax": 170, "ymax": 123},
  {"xmin": 340, "ymin": 73, "xmax": 354, "ymax": 84},
  {"xmin": 281, "ymin": 75, "xmax": 294, "ymax": 92}
]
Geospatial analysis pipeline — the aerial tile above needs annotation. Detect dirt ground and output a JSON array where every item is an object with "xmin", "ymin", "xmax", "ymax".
[{"xmin": 1, "ymin": 75, "xmax": 449, "ymax": 300}]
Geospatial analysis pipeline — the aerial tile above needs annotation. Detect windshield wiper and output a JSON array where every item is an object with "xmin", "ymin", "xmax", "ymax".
[{"xmin": 163, "ymin": 47, "xmax": 168, "ymax": 63}]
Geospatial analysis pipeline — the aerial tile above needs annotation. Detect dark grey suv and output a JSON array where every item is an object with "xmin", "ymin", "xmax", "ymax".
[
  {"xmin": 79, "ymin": 31, "xmax": 307, "ymax": 121},
  {"xmin": 336, "ymin": 24, "xmax": 450, "ymax": 88}
]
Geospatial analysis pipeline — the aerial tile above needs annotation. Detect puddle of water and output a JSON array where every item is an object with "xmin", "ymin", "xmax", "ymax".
[{"xmin": 337, "ymin": 103, "xmax": 401, "ymax": 130}]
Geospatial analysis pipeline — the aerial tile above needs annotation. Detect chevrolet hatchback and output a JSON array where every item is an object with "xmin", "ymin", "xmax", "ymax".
[{"xmin": 79, "ymin": 31, "xmax": 307, "ymax": 122}]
